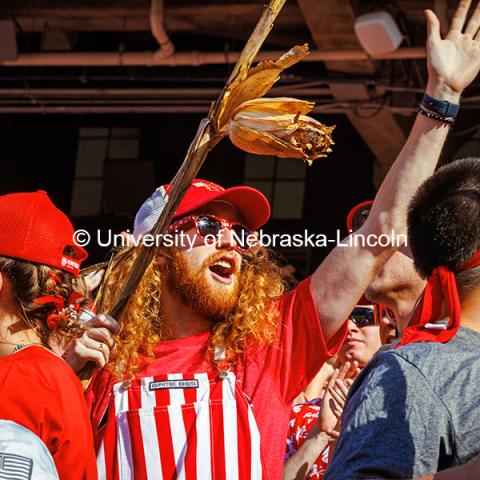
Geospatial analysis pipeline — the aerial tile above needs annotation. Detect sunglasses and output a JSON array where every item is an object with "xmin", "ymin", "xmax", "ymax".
[
  {"xmin": 348, "ymin": 306, "xmax": 376, "ymax": 327},
  {"xmin": 168, "ymin": 214, "xmax": 253, "ymax": 251}
]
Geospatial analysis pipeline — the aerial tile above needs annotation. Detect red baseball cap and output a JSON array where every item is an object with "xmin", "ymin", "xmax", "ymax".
[
  {"xmin": 0, "ymin": 191, "xmax": 87, "ymax": 276},
  {"xmin": 134, "ymin": 179, "xmax": 270, "ymax": 238}
]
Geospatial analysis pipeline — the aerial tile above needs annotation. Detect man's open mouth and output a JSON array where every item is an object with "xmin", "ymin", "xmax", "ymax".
[{"xmin": 208, "ymin": 256, "xmax": 236, "ymax": 284}]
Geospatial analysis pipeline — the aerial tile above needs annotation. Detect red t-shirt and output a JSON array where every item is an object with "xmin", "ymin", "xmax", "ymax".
[
  {"xmin": 87, "ymin": 277, "xmax": 347, "ymax": 479},
  {"xmin": 0, "ymin": 345, "xmax": 98, "ymax": 480}
]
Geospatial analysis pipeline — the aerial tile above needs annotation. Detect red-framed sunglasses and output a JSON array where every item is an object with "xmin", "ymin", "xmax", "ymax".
[
  {"xmin": 348, "ymin": 304, "xmax": 395, "ymax": 327},
  {"xmin": 168, "ymin": 214, "xmax": 253, "ymax": 251}
]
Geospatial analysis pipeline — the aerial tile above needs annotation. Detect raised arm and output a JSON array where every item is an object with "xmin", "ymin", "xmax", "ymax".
[{"xmin": 312, "ymin": 0, "xmax": 480, "ymax": 341}]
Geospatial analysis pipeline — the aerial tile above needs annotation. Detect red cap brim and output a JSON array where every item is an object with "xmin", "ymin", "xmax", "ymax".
[{"xmin": 174, "ymin": 185, "xmax": 270, "ymax": 231}]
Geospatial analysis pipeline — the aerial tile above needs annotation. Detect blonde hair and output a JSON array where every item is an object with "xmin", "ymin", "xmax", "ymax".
[{"xmin": 101, "ymin": 247, "xmax": 284, "ymax": 380}]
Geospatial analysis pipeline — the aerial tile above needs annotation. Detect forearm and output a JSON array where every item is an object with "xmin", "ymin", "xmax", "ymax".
[
  {"xmin": 364, "ymin": 80, "xmax": 459, "ymax": 237},
  {"xmin": 311, "ymin": 0, "xmax": 480, "ymax": 340},
  {"xmin": 283, "ymin": 431, "xmax": 330, "ymax": 480},
  {"xmin": 311, "ymin": 81, "xmax": 459, "ymax": 340}
]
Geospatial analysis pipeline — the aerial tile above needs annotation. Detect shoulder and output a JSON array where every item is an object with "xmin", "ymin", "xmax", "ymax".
[
  {"xmin": 348, "ymin": 332, "xmax": 480, "ymax": 418},
  {"xmin": 1, "ymin": 346, "xmax": 82, "ymax": 394},
  {"xmin": 274, "ymin": 277, "xmax": 317, "ymax": 321},
  {"xmin": 1, "ymin": 346, "xmax": 66, "ymax": 373},
  {"xmin": 347, "ymin": 348, "xmax": 435, "ymax": 409},
  {"xmin": 278, "ymin": 277, "xmax": 313, "ymax": 303},
  {"xmin": 384, "ymin": 328, "xmax": 480, "ymax": 386}
]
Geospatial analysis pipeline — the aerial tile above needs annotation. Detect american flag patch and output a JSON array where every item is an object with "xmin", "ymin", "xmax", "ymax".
[{"xmin": 0, "ymin": 453, "xmax": 33, "ymax": 479}]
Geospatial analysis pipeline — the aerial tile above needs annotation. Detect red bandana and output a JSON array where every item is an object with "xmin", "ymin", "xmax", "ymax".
[{"xmin": 398, "ymin": 250, "xmax": 480, "ymax": 347}]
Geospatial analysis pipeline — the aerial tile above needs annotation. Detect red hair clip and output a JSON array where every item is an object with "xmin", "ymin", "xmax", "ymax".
[{"xmin": 34, "ymin": 291, "xmax": 85, "ymax": 329}]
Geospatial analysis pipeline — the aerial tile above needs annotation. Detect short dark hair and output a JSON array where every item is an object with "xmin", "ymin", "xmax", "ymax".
[{"xmin": 408, "ymin": 157, "xmax": 480, "ymax": 279}]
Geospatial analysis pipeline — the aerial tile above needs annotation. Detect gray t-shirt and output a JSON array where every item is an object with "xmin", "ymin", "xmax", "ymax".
[{"xmin": 325, "ymin": 327, "xmax": 480, "ymax": 480}]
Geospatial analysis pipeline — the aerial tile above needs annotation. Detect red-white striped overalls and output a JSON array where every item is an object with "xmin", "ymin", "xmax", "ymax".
[{"xmin": 95, "ymin": 371, "xmax": 265, "ymax": 479}]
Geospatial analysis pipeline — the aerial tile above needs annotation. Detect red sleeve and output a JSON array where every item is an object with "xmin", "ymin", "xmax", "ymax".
[
  {"xmin": 272, "ymin": 277, "xmax": 348, "ymax": 404},
  {"xmin": 0, "ymin": 349, "xmax": 98, "ymax": 480},
  {"xmin": 84, "ymin": 367, "xmax": 116, "ymax": 451}
]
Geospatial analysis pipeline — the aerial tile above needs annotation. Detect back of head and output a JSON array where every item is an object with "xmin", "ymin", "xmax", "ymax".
[
  {"xmin": 408, "ymin": 157, "xmax": 480, "ymax": 288},
  {"xmin": 0, "ymin": 191, "xmax": 89, "ymax": 345}
]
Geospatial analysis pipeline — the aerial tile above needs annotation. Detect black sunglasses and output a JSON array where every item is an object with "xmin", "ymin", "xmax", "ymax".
[
  {"xmin": 168, "ymin": 214, "xmax": 253, "ymax": 251},
  {"xmin": 348, "ymin": 306, "xmax": 376, "ymax": 327}
]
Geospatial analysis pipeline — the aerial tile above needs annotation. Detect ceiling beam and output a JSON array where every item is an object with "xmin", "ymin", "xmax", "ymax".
[
  {"xmin": 297, "ymin": 0, "xmax": 407, "ymax": 187},
  {"xmin": 7, "ymin": 3, "xmax": 303, "ymax": 32}
]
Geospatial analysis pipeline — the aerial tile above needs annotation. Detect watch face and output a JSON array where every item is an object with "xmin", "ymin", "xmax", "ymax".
[{"xmin": 347, "ymin": 200, "xmax": 373, "ymax": 232}]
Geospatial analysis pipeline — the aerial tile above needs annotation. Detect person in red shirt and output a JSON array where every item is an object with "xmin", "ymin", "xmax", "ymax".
[
  {"xmin": 0, "ymin": 191, "xmax": 98, "ymax": 480},
  {"xmin": 82, "ymin": 3, "xmax": 480, "ymax": 476}
]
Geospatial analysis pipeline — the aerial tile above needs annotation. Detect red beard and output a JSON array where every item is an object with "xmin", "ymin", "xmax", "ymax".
[{"xmin": 166, "ymin": 249, "xmax": 241, "ymax": 319}]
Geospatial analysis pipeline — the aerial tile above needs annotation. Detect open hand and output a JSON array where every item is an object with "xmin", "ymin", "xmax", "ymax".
[
  {"xmin": 317, "ymin": 361, "xmax": 360, "ymax": 435},
  {"xmin": 426, "ymin": 0, "xmax": 480, "ymax": 97}
]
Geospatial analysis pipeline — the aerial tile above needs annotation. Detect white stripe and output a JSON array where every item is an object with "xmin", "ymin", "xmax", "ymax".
[
  {"xmin": 140, "ymin": 376, "xmax": 163, "ymax": 480},
  {"xmin": 195, "ymin": 373, "xmax": 210, "ymax": 402},
  {"xmin": 141, "ymin": 376, "xmax": 157, "ymax": 409},
  {"xmin": 168, "ymin": 373, "xmax": 186, "ymax": 405},
  {"xmin": 194, "ymin": 373, "xmax": 211, "ymax": 480},
  {"xmin": 114, "ymin": 384, "xmax": 134, "ymax": 479},
  {"xmin": 113, "ymin": 382, "xmax": 131, "ymax": 413},
  {"xmin": 248, "ymin": 405, "xmax": 262, "ymax": 479},
  {"xmin": 96, "ymin": 440, "xmax": 107, "ymax": 480},
  {"xmin": 223, "ymin": 373, "xmax": 239, "ymax": 480},
  {"xmin": 139, "ymin": 412, "xmax": 163, "ymax": 480},
  {"xmin": 169, "ymin": 404, "xmax": 187, "ymax": 480}
]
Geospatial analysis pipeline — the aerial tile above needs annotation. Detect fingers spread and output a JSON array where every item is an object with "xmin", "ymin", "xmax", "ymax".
[
  {"xmin": 335, "ymin": 379, "xmax": 350, "ymax": 400},
  {"xmin": 450, "ymin": 0, "xmax": 472, "ymax": 33},
  {"xmin": 344, "ymin": 361, "xmax": 359, "ymax": 381},
  {"xmin": 337, "ymin": 361, "xmax": 351, "ymax": 380},
  {"xmin": 465, "ymin": 2, "xmax": 480, "ymax": 36},
  {"xmin": 425, "ymin": 9, "xmax": 441, "ymax": 42},
  {"xmin": 326, "ymin": 367, "xmax": 340, "ymax": 392},
  {"xmin": 328, "ymin": 386, "xmax": 346, "ymax": 409}
]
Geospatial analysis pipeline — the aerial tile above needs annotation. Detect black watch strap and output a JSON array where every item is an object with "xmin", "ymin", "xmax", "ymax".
[{"xmin": 422, "ymin": 93, "xmax": 460, "ymax": 117}]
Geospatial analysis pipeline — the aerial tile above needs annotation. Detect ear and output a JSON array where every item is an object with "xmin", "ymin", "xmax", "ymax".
[{"xmin": 0, "ymin": 272, "xmax": 5, "ymax": 295}]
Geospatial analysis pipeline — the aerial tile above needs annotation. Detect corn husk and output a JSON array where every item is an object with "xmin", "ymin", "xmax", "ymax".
[
  {"xmin": 229, "ymin": 98, "xmax": 335, "ymax": 165},
  {"xmin": 215, "ymin": 45, "xmax": 310, "ymax": 133}
]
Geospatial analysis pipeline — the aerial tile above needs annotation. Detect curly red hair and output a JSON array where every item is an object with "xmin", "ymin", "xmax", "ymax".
[{"xmin": 101, "ymin": 247, "xmax": 284, "ymax": 380}]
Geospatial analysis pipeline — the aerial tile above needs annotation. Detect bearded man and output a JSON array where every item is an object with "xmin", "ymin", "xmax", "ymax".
[{"xmin": 79, "ymin": 2, "xmax": 480, "ymax": 477}]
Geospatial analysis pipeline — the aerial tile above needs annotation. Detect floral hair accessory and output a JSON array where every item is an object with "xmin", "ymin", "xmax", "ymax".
[{"xmin": 34, "ymin": 291, "xmax": 86, "ymax": 330}]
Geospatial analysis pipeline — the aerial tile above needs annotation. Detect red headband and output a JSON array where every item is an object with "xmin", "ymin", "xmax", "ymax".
[{"xmin": 398, "ymin": 250, "xmax": 480, "ymax": 347}]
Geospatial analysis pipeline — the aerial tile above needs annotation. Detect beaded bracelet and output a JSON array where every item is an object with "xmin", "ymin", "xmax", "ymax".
[{"xmin": 417, "ymin": 105, "xmax": 456, "ymax": 126}]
